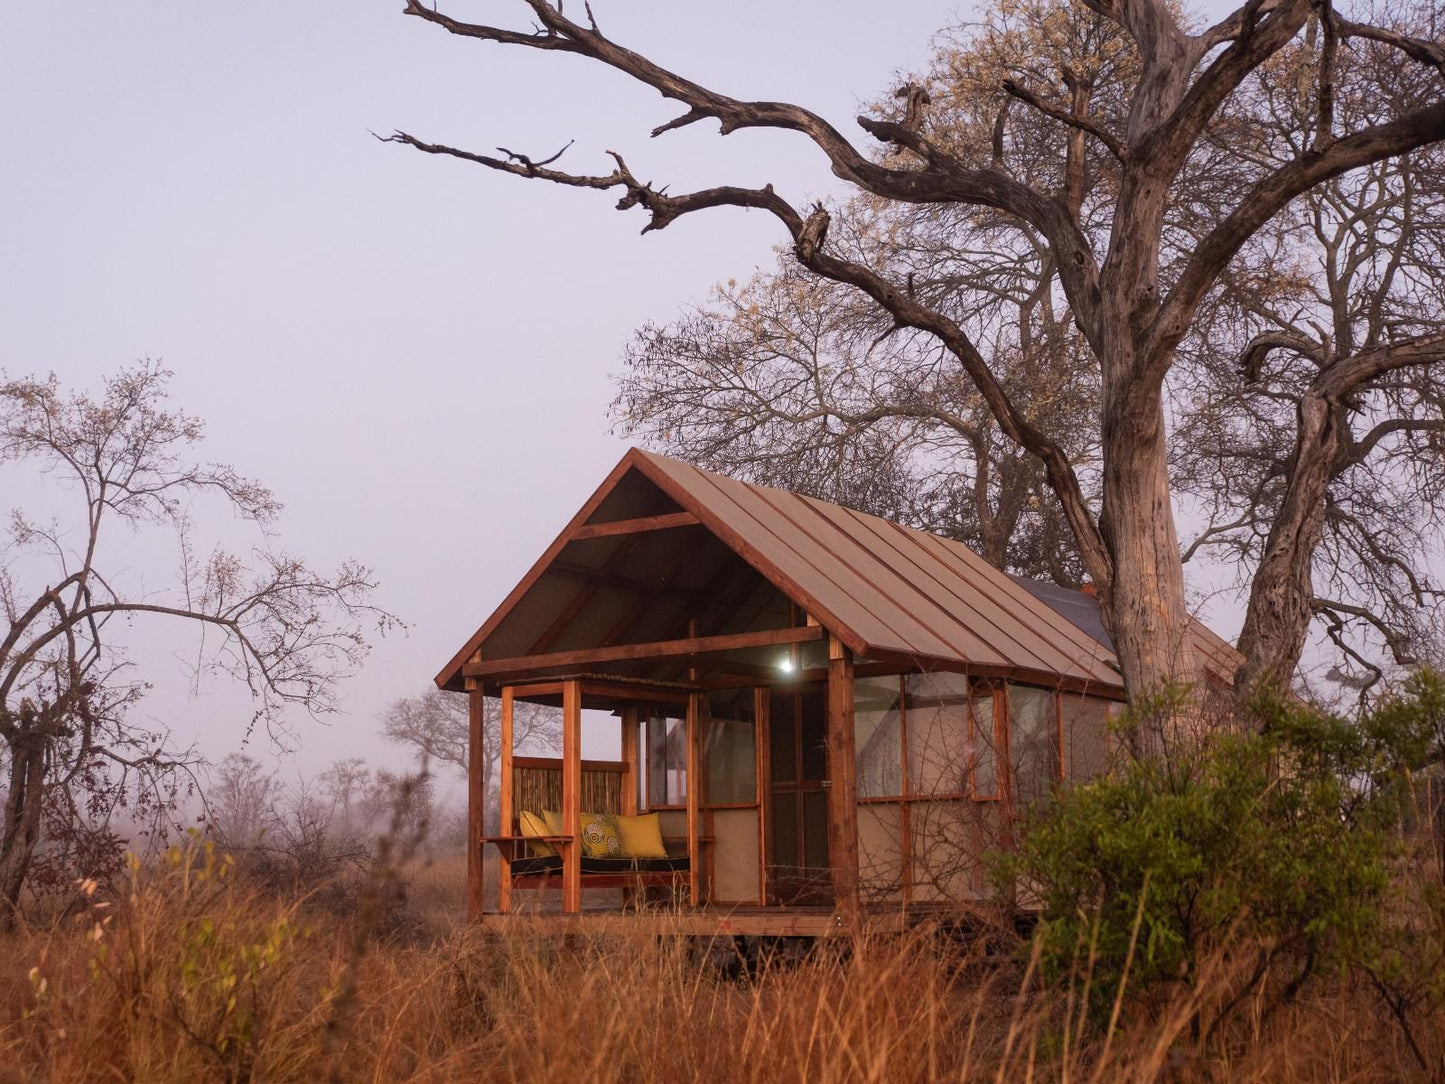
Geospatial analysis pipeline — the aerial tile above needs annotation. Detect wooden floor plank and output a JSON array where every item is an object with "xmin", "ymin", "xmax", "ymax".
[{"xmin": 472, "ymin": 904, "xmax": 958, "ymax": 939}]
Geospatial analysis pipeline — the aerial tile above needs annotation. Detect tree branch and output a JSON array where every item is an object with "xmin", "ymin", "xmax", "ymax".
[
  {"xmin": 1336, "ymin": 16, "xmax": 1445, "ymax": 78},
  {"xmin": 1239, "ymin": 331, "xmax": 1328, "ymax": 381},
  {"xmin": 382, "ymin": 132, "xmax": 802, "ymax": 235},
  {"xmin": 1343, "ymin": 417, "xmax": 1445, "ymax": 468},
  {"xmin": 1313, "ymin": 596, "xmax": 1418, "ymax": 665},
  {"xmin": 382, "ymin": 117, "xmax": 1116, "ymax": 583},
  {"xmin": 1315, "ymin": 332, "xmax": 1445, "ymax": 399},
  {"xmin": 1002, "ymin": 79, "xmax": 1126, "ymax": 161},
  {"xmin": 399, "ymin": 0, "xmax": 1106, "ymax": 349},
  {"xmin": 1152, "ymin": 102, "xmax": 1445, "ymax": 375}
]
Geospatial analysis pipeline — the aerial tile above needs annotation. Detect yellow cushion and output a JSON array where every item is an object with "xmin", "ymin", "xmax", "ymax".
[
  {"xmin": 518, "ymin": 810, "xmax": 554, "ymax": 857},
  {"xmin": 579, "ymin": 812, "xmax": 623, "ymax": 859},
  {"xmin": 539, "ymin": 811, "xmax": 636, "ymax": 860},
  {"xmin": 614, "ymin": 813, "xmax": 668, "ymax": 859}
]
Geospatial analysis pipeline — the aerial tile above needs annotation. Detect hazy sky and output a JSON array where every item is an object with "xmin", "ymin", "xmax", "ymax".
[{"xmin": 2, "ymin": 1, "xmax": 993, "ymax": 781}]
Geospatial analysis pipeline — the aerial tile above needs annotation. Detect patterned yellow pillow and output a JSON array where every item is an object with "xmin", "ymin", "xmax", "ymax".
[{"xmin": 579, "ymin": 812, "xmax": 623, "ymax": 859}]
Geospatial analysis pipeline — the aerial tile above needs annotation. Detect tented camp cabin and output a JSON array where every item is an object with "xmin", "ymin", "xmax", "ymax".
[{"xmin": 436, "ymin": 449, "xmax": 1241, "ymax": 934}]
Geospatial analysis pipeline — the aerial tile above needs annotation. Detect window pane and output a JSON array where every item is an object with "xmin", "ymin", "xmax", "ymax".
[
  {"xmin": 802, "ymin": 790, "xmax": 830, "ymax": 871},
  {"xmin": 800, "ymin": 691, "xmax": 828, "ymax": 782},
  {"xmin": 771, "ymin": 789, "xmax": 799, "ymax": 868},
  {"xmin": 704, "ymin": 689, "xmax": 756, "ymax": 804},
  {"xmin": 769, "ymin": 693, "xmax": 798, "ymax": 782},
  {"xmin": 798, "ymin": 638, "xmax": 829, "ymax": 672},
  {"xmin": 645, "ymin": 712, "xmax": 687, "ymax": 807},
  {"xmin": 858, "ymin": 803, "xmax": 903, "ymax": 901},
  {"xmin": 970, "ymin": 694, "xmax": 998, "ymax": 798},
  {"xmin": 855, "ymin": 676, "xmax": 902, "ymax": 797},
  {"xmin": 1008, "ymin": 685, "xmax": 1058, "ymax": 810},
  {"xmin": 904, "ymin": 672, "xmax": 969, "ymax": 795},
  {"xmin": 711, "ymin": 808, "xmax": 761, "ymax": 903},
  {"xmin": 1061, "ymin": 694, "xmax": 1114, "ymax": 783}
]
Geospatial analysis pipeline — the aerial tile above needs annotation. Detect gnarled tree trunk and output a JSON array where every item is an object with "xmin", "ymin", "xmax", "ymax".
[{"xmin": 0, "ymin": 734, "xmax": 47, "ymax": 928}]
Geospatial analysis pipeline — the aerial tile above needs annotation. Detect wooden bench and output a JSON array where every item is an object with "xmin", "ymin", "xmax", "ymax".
[
  {"xmin": 484, "ymin": 833, "xmax": 694, "ymax": 891},
  {"xmin": 494, "ymin": 755, "xmax": 710, "ymax": 910}
]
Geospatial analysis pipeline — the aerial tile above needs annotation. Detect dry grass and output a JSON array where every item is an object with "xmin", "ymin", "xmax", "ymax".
[{"xmin": 0, "ymin": 844, "xmax": 1439, "ymax": 1083}]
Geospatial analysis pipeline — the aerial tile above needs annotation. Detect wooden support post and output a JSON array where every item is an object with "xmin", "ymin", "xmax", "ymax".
[
  {"xmin": 620, "ymin": 706, "xmax": 639, "ymax": 816},
  {"xmin": 898, "ymin": 675, "xmax": 913, "ymax": 906},
  {"xmin": 562, "ymin": 680, "xmax": 583, "ymax": 915},
  {"xmin": 686, "ymin": 691, "xmax": 702, "ymax": 908},
  {"xmin": 620, "ymin": 705, "xmax": 639, "ymax": 909},
  {"xmin": 466, "ymin": 681, "xmax": 486, "ymax": 922},
  {"xmin": 826, "ymin": 634, "xmax": 860, "ymax": 923},
  {"xmin": 755, "ymin": 686, "xmax": 771, "ymax": 905},
  {"xmin": 498, "ymin": 685, "xmax": 514, "ymax": 915}
]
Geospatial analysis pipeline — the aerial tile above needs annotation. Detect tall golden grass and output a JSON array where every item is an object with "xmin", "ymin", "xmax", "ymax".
[{"xmin": 0, "ymin": 842, "xmax": 1438, "ymax": 1083}]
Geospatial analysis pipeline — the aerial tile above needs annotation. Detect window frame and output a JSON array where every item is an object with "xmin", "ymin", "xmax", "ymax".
[
  {"xmin": 850, "ymin": 672, "xmax": 981, "ymax": 805},
  {"xmin": 967, "ymin": 683, "xmax": 1005, "ymax": 802},
  {"xmin": 641, "ymin": 711, "xmax": 689, "ymax": 811}
]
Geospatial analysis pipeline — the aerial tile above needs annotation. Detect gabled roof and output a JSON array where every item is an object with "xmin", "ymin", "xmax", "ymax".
[{"xmin": 436, "ymin": 449, "xmax": 1237, "ymax": 693}]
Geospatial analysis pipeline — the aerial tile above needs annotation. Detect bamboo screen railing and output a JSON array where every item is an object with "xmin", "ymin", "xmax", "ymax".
[{"xmin": 510, "ymin": 757, "xmax": 626, "ymax": 820}]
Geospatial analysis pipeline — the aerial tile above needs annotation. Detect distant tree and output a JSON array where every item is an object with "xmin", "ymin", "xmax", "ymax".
[
  {"xmin": 208, "ymin": 754, "xmax": 436, "ymax": 895},
  {"xmin": 0, "ymin": 363, "xmax": 397, "ymax": 926},
  {"xmin": 209, "ymin": 753, "xmax": 282, "ymax": 847},
  {"xmin": 317, "ymin": 756, "xmax": 373, "ymax": 834},
  {"xmin": 381, "ymin": 688, "xmax": 559, "ymax": 828},
  {"xmin": 392, "ymin": 0, "xmax": 1445, "ymax": 705}
]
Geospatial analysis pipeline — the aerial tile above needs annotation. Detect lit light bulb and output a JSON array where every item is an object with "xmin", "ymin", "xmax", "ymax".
[{"xmin": 778, "ymin": 656, "xmax": 795, "ymax": 673}]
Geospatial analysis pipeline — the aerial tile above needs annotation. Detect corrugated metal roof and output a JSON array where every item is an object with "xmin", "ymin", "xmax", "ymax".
[
  {"xmin": 436, "ymin": 448, "xmax": 1240, "ymax": 693},
  {"xmin": 634, "ymin": 451, "xmax": 1122, "ymax": 688}
]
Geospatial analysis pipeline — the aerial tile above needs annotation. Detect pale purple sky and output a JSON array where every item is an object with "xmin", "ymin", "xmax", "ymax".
[
  {"xmin": 4, "ymin": 1, "xmax": 1271, "ymax": 789},
  {"xmin": 1, "ymin": 1, "xmax": 993, "ymax": 779}
]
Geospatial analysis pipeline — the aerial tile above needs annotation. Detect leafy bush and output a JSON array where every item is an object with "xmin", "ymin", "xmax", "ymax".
[{"xmin": 1006, "ymin": 672, "xmax": 1445, "ymax": 1029}]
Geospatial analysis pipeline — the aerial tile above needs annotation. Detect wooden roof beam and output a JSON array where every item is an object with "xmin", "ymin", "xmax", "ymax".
[
  {"xmin": 528, "ymin": 496, "xmax": 680, "ymax": 655},
  {"xmin": 568, "ymin": 511, "xmax": 699, "ymax": 541},
  {"xmin": 550, "ymin": 559, "xmax": 707, "ymax": 600},
  {"xmin": 462, "ymin": 625, "xmax": 825, "ymax": 678}
]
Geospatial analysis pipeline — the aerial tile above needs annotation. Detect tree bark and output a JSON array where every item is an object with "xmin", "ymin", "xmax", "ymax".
[
  {"xmin": 1100, "ymin": 391, "xmax": 1196, "ymax": 707},
  {"xmin": 1235, "ymin": 393, "xmax": 1343, "ymax": 691}
]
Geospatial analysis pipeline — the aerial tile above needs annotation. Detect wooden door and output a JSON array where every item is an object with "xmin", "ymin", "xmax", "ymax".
[{"xmin": 767, "ymin": 687, "xmax": 832, "ymax": 904}]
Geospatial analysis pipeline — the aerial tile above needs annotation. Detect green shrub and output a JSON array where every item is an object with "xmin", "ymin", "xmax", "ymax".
[{"xmin": 1005, "ymin": 671, "xmax": 1445, "ymax": 1024}]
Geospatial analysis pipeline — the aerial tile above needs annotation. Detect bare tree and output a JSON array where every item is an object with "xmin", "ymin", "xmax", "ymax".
[
  {"xmin": 613, "ymin": 254, "xmax": 1098, "ymax": 585},
  {"xmin": 209, "ymin": 752, "xmax": 283, "ymax": 847},
  {"xmin": 0, "ymin": 363, "xmax": 397, "ymax": 924},
  {"xmin": 381, "ymin": 688, "xmax": 559, "ymax": 829},
  {"xmin": 1173, "ymin": 28, "xmax": 1445, "ymax": 695},
  {"xmin": 208, "ymin": 754, "xmax": 437, "ymax": 897},
  {"xmin": 389, "ymin": 0, "xmax": 1445, "ymax": 705}
]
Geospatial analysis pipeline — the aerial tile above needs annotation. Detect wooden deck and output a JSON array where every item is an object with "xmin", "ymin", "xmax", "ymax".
[{"xmin": 474, "ymin": 903, "xmax": 968, "ymax": 938}]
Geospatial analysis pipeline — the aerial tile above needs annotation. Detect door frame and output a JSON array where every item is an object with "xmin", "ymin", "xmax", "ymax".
[{"xmin": 765, "ymin": 683, "xmax": 832, "ymax": 904}]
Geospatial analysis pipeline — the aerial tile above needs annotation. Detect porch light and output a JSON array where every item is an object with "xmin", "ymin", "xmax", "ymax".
[{"xmin": 778, "ymin": 655, "xmax": 795, "ymax": 673}]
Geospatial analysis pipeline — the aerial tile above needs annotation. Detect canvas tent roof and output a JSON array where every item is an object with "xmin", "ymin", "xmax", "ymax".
[{"xmin": 436, "ymin": 449, "xmax": 1239, "ymax": 693}]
